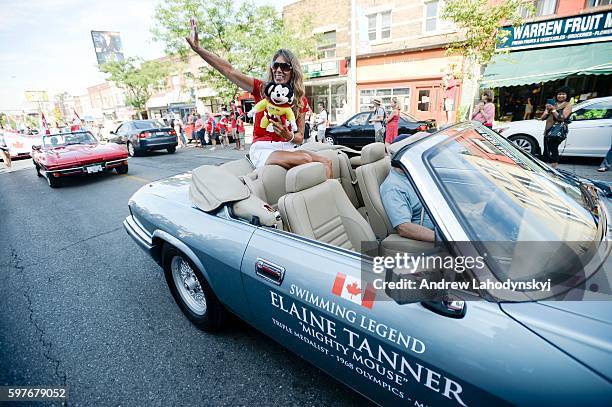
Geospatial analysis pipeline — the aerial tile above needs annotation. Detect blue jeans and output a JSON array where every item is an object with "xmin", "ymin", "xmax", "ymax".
[{"xmin": 600, "ymin": 146, "xmax": 612, "ymax": 170}]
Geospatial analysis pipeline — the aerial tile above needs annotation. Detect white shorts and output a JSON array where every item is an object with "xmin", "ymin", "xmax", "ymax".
[
  {"xmin": 249, "ymin": 141, "xmax": 298, "ymax": 168},
  {"xmin": 444, "ymin": 99, "xmax": 454, "ymax": 112}
]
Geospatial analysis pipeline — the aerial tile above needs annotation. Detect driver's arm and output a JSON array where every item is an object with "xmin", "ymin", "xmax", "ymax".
[{"xmin": 396, "ymin": 223, "xmax": 435, "ymax": 242}]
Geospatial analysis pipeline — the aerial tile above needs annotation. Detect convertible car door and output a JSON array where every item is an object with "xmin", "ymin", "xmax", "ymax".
[{"xmin": 240, "ymin": 228, "xmax": 523, "ymax": 406}]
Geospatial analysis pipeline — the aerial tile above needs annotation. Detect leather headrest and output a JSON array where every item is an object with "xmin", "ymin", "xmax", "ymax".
[
  {"xmin": 286, "ymin": 162, "xmax": 326, "ymax": 193},
  {"xmin": 361, "ymin": 142, "xmax": 386, "ymax": 164}
]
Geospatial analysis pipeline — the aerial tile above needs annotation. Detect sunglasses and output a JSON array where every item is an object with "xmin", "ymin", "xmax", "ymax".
[{"xmin": 271, "ymin": 62, "xmax": 292, "ymax": 72}]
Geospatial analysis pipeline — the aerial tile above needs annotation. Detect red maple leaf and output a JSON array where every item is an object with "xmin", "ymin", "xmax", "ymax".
[{"xmin": 346, "ymin": 282, "xmax": 361, "ymax": 299}]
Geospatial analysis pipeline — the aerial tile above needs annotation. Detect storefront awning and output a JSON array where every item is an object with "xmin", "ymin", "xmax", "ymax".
[{"xmin": 481, "ymin": 42, "xmax": 612, "ymax": 88}]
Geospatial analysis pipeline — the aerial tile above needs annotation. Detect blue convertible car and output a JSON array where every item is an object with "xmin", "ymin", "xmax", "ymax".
[{"xmin": 124, "ymin": 123, "xmax": 612, "ymax": 406}]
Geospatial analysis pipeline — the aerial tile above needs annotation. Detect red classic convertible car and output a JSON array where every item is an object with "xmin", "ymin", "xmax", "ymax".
[{"xmin": 32, "ymin": 131, "xmax": 129, "ymax": 188}]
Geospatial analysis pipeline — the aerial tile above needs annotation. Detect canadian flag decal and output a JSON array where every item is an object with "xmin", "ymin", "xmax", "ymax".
[{"xmin": 332, "ymin": 272, "xmax": 376, "ymax": 309}]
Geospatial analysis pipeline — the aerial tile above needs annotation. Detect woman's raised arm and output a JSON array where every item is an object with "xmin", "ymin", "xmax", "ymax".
[{"xmin": 186, "ymin": 19, "xmax": 254, "ymax": 93}]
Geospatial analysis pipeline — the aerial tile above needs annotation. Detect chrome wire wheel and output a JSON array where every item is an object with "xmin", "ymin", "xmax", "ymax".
[
  {"xmin": 324, "ymin": 136, "xmax": 335, "ymax": 145},
  {"xmin": 171, "ymin": 255, "xmax": 207, "ymax": 315},
  {"xmin": 127, "ymin": 142, "xmax": 135, "ymax": 157}
]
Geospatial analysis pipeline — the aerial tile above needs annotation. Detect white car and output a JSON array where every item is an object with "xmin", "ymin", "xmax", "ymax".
[{"xmin": 495, "ymin": 96, "xmax": 611, "ymax": 157}]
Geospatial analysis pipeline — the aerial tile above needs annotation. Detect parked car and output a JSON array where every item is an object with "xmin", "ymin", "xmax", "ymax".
[
  {"xmin": 109, "ymin": 119, "xmax": 178, "ymax": 157},
  {"xmin": 495, "ymin": 96, "xmax": 612, "ymax": 157},
  {"xmin": 323, "ymin": 111, "xmax": 436, "ymax": 148},
  {"xmin": 124, "ymin": 122, "xmax": 611, "ymax": 406},
  {"xmin": 32, "ymin": 131, "xmax": 128, "ymax": 188}
]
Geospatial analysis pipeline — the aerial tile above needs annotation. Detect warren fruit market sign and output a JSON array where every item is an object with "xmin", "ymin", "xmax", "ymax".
[{"xmin": 498, "ymin": 11, "xmax": 612, "ymax": 50}]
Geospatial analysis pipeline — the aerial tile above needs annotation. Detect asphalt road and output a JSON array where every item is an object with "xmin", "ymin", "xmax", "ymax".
[
  {"xmin": 1, "ymin": 145, "xmax": 610, "ymax": 406},
  {"xmin": 0, "ymin": 145, "xmax": 369, "ymax": 406}
]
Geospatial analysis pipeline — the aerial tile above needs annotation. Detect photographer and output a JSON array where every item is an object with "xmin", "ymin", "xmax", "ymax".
[{"xmin": 540, "ymin": 86, "xmax": 572, "ymax": 168}]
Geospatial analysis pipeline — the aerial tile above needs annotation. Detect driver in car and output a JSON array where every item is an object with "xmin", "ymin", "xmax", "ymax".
[{"xmin": 380, "ymin": 167, "xmax": 435, "ymax": 242}]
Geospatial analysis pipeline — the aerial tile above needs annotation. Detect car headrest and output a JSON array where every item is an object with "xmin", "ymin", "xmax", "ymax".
[
  {"xmin": 190, "ymin": 165, "xmax": 249, "ymax": 212},
  {"xmin": 388, "ymin": 131, "xmax": 429, "ymax": 156},
  {"xmin": 361, "ymin": 142, "xmax": 386, "ymax": 164},
  {"xmin": 286, "ymin": 162, "xmax": 327, "ymax": 193}
]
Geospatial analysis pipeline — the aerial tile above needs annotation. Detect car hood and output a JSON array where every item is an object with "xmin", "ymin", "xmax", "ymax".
[
  {"xmin": 501, "ymin": 302, "xmax": 612, "ymax": 381},
  {"xmin": 44, "ymin": 143, "xmax": 127, "ymax": 164}
]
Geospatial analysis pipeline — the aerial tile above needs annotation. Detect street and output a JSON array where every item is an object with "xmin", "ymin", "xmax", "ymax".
[{"xmin": 0, "ymin": 144, "xmax": 368, "ymax": 406}]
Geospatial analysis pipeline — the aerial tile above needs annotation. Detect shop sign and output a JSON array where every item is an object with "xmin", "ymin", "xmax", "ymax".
[
  {"xmin": 302, "ymin": 61, "xmax": 339, "ymax": 79},
  {"xmin": 498, "ymin": 11, "xmax": 612, "ymax": 50}
]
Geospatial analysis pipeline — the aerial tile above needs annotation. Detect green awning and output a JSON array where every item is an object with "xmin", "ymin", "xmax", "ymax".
[{"xmin": 481, "ymin": 42, "xmax": 612, "ymax": 88}]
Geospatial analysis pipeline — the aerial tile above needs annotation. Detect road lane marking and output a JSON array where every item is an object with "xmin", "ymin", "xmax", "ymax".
[{"xmin": 119, "ymin": 174, "xmax": 152, "ymax": 183}]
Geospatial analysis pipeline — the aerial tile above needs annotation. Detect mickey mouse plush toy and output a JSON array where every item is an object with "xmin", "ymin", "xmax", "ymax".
[{"xmin": 248, "ymin": 82, "xmax": 297, "ymax": 133}]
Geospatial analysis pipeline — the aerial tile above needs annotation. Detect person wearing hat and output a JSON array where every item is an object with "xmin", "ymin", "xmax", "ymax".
[
  {"xmin": 370, "ymin": 98, "xmax": 386, "ymax": 143},
  {"xmin": 540, "ymin": 86, "xmax": 572, "ymax": 168}
]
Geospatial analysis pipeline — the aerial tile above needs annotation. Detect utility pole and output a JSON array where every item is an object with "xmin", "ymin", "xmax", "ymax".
[{"xmin": 348, "ymin": 0, "xmax": 357, "ymax": 116}]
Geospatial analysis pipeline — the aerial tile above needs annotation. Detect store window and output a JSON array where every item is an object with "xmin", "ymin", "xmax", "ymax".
[
  {"xmin": 306, "ymin": 82, "xmax": 347, "ymax": 123},
  {"xmin": 318, "ymin": 31, "xmax": 336, "ymax": 59},
  {"xmin": 367, "ymin": 10, "xmax": 391, "ymax": 41},
  {"xmin": 588, "ymin": 0, "xmax": 611, "ymax": 6},
  {"xmin": 359, "ymin": 88, "xmax": 411, "ymax": 113},
  {"xmin": 519, "ymin": 0, "xmax": 557, "ymax": 18},
  {"xmin": 417, "ymin": 89, "xmax": 431, "ymax": 112}
]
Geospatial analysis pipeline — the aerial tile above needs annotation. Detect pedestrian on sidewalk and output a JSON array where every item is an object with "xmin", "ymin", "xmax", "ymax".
[
  {"xmin": 442, "ymin": 71, "xmax": 457, "ymax": 125},
  {"xmin": 205, "ymin": 114, "xmax": 217, "ymax": 150},
  {"xmin": 598, "ymin": 146, "xmax": 612, "ymax": 172},
  {"xmin": 384, "ymin": 98, "xmax": 401, "ymax": 151},
  {"xmin": 540, "ymin": 86, "xmax": 572, "ymax": 169},
  {"xmin": 172, "ymin": 115, "xmax": 186, "ymax": 148},
  {"xmin": 0, "ymin": 132, "xmax": 12, "ymax": 172},
  {"xmin": 370, "ymin": 98, "xmax": 386, "ymax": 143},
  {"xmin": 304, "ymin": 108, "xmax": 312, "ymax": 142},
  {"xmin": 316, "ymin": 102, "xmax": 327, "ymax": 143},
  {"xmin": 185, "ymin": 112, "xmax": 194, "ymax": 143},
  {"xmin": 194, "ymin": 114, "xmax": 205, "ymax": 148},
  {"xmin": 523, "ymin": 97, "xmax": 533, "ymax": 120},
  {"xmin": 472, "ymin": 90, "xmax": 495, "ymax": 128},
  {"xmin": 219, "ymin": 113, "xmax": 230, "ymax": 148},
  {"xmin": 236, "ymin": 114, "xmax": 246, "ymax": 150}
]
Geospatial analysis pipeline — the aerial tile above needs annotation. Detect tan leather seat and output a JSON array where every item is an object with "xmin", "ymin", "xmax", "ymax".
[
  {"xmin": 312, "ymin": 149, "xmax": 365, "ymax": 214},
  {"xmin": 241, "ymin": 165, "xmax": 288, "ymax": 209},
  {"xmin": 219, "ymin": 158, "xmax": 255, "ymax": 177},
  {"xmin": 278, "ymin": 163, "xmax": 376, "ymax": 252},
  {"xmin": 355, "ymin": 143, "xmax": 394, "ymax": 240}
]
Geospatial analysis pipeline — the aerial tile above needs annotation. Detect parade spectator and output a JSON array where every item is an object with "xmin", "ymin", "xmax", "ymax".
[
  {"xmin": 472, "ymin": 90, "xmax": 495, "ymax": 128},
  {"xmin": 0, "ymin": 131, "xmax": 12, "ymax": 172},
  {"xmin": 230, "ymin": 107, "xmax": 238, "ymax": 149},
  {"xmin": 186, "ymin": 19, "xmax": 331, "ymax": 175},
  {"xmin": 304, "ymin": 108, "xmax": 312, "ymax": 142},
  {"xmin": 205, "ymin": 113, "xmax": 217, "ymax": 151},
  {"xmin": 598, "ymin": 146, "xmax": 612, "ymax": 172},
  {"xmin": 369, "ymin": 98, "xmax": 386, "ymax": 143},
  {"xmin": 172, "ymin": 115, "xmax": 186, "ymax": 148},
  {"xmin": 194, "ymin": 114, "xmax": 204, "ymax": 148},
  {"xmin": 384, "ymin": 98, "xmax": 401, "ymax": 151},
  {"xmin": 523, "ymin": 97, "xmax": 533, "ymax": 120},
  {"xmin": 442, "ymin": 71, "xmax": 457, "ymax": 124},
  {"xmin": 316, "ymin": 102, "xmax": 327, "ymax": 143},
  {"xmin": 219, "ymin": 113, "xmax": 230, "ymax": 148},
  {"xmin": 185, "ymin": 112, "xmax": 195, "ymax": 143},
  {"xmin": 236, "ymin": 114, "xmax": 246, "ymax": 151},
  {"xmin": 540, "ymin": 86, "xmax": 572, "ymax": 168}
]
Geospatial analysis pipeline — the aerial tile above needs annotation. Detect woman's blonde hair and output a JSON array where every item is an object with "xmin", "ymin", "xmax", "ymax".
[
  {"xmin": 391, "ymin": 97, "xmax": 402, "ymax": 111},
  {"xmin": 266, "ymin": 49, "xmax": 305, "ymax": 116}
]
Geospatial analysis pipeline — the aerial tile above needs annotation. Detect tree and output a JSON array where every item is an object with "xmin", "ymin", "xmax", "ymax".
[
  {"xmin": 100, "ymin": 57, "xmax": 170, "ymax": 118},
  {"xmin": 442, "ymin": 0, "xmax": 529, "ymax": 118},
  {"xmin": 151, "ymin": 0, "xmax": 319, "ymax": 101}
]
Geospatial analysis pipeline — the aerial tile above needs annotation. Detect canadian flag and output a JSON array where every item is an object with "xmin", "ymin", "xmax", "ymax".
[
  {"xmin": 72, "ymin": 109, "xmax": 82, "ymax": 124},
  {"xmin": 332, "ymin": 272, "xmax": 376, "ymax": 309}
]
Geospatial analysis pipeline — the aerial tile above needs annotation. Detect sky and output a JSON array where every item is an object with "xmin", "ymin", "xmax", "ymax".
[{"xmin": 0, "ymin": 0, "xmax": 296, "ymax": 111}]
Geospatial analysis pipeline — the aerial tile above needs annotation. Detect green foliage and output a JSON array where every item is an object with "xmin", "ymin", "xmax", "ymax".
[
  {"xmin": 151, "ymin": 0, "xmax": 318, "ymax": 101},
  {"xmin": 574, "ymin": 109, "xmax": 606, "ymax": 120},
  {"xmin": 100, "ymin": 57, "xmax": 170, "ymax": 113},
  {"xmin": 442, "ymin": 0, "xmax": 529, "ymax": 66}
]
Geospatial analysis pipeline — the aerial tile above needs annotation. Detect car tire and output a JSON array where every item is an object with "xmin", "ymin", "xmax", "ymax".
[
  {"xmin": 167, "ymin": 146, "xmax": 176, "ymax": 154},
  {"xmin": 324, "ymin": 135, "xmax": 336, "ymax": 145},
  {"xmin": 116, "ymin": 164, "xmax": 128, "ymax": 174},
  {"xmin": 162, "ymin": 244, "xmax": 225, "ymax": 332},
  {"xmin": 47, "ymin": 174, "xmax": 61, "ymax": 188},
  {"xmin": 509, "ymin": 134, "xmax": 539, "ymax": 155},
  {"xmin": 127, "ymin": 142, "xmax": 139, "ymax": 157}
]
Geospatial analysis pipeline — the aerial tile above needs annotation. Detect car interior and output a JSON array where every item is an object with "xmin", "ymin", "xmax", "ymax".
[{"xmin": 190, "ymin": 142, "xmax": 437, "ymax": 257}]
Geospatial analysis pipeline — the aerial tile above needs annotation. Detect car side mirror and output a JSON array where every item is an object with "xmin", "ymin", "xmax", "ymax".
[{"xmin": 32, "ymin": 145, "xmax": 41, "ymax": 151}]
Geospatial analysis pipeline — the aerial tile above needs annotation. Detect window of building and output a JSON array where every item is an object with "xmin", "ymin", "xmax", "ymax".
[
  {"xmin": 318, "ymin": 31, "xmax": 336, "ymax": 59},
  {"xmin": 587, "ymin": 0, "xmax": 611, "ymax": 6},
  {"xmin": 518, "ymin": 0, "xmax": 557, "ymax": 18},
  {"xmin": 367, "ymin": 10, "xmax": 392, "ymax": 41},
  {"xmin": 424, "ymin": 1, "xmax": 452, "ymax": 33},
  {"xmin": 359, "ymin": 88, "xmax": 411, "ymax": 112}
]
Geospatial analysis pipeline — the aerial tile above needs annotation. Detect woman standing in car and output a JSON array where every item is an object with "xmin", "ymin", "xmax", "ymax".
[
  {"xmin": 185, "ymin": 19, "xmax": 331, "ymax": 176},
  {"xmin": 540, "ymin": 86, "xmax": 572, "ymax": 168}
]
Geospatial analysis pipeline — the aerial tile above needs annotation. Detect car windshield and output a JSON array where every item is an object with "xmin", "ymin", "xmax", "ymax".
[
  {"xmin": 43, "ymin": 132, "xmax": 97, "ymax": 147},
  {"xmin": 133, "ymin": 120, "xmax": 165, "ymax": 130},
  {"xmin": 421, "ymin": 126, "xmax": 606, "ymax": 299},
  {"xmin": 399, "ymin": 112, "xmax": 417, "ymax": 122}
]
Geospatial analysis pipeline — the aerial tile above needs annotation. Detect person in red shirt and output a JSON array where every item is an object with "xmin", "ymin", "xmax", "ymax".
[
  {"xmin": 218, "ymin": 114, "xmax": 230, "ymax": 148},
  {"xmin": 236, "ymin": 114, "xmax": 245, "ymax": 151},
  {"xmin": 205, "ymin": 113, "xmax": 217, "ymax": 150},
  {"xmin": 186, "ymin": 20, "xmax": 331, "ymax": 176},
  {"xmin": 194, "ymin": 114, "xmax": 204, "ymax": 148}
]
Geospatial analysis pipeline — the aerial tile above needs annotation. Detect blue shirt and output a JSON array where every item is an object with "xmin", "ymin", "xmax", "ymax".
[{"xmin": 380, "ymin": 169, "xmax": 434, "ymax": 230}]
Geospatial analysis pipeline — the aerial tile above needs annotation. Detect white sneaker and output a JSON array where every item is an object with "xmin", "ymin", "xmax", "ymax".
[{"xmin": 210, "ymin": 147, "xmax": 216, "ymax": 151}]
